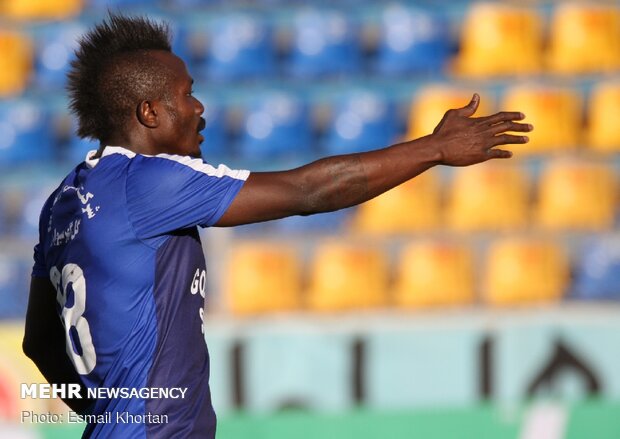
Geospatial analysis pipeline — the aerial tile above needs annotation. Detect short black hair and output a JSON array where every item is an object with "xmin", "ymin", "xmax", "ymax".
[{"xmin": 67, "ymin": 13, "xmax": 173, "ymax": 142}]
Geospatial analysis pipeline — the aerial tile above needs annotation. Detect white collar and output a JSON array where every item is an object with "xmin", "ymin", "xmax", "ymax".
[{"xmin": 84, "ymin": 146, "xmax": 136, "ymax": 168}]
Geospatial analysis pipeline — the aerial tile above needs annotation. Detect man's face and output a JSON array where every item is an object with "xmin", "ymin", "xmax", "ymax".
[{"xmin": 152, "ymin": 52, "xmax": 205, "ymax": 158}]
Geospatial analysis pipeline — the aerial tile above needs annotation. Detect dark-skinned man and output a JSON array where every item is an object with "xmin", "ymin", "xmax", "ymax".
[{"xmin": 23, "ymin": 13, "xmax": 532, "ymax": 439}]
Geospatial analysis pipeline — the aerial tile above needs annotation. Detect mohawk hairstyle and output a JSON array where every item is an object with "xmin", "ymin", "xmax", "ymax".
[{"xmin": 67, "ymin": 13, "xmax": 173, "ymax": 141}]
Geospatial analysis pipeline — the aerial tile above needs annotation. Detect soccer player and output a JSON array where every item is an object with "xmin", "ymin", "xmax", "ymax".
[{"xmin": 22, "ymin": 13, "xmax": 532, "ymax": 439}]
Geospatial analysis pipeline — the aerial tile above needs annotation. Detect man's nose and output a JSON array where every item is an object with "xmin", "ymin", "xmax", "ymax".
[{"xmin": 195, "ymin": 98, "xmax": 204, "ymax": 116}]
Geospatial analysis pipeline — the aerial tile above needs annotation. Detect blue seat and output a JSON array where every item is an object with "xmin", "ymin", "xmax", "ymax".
[
  {"xmin": 33, "ymin": 22, "xmax": 85, "ymax": 91},
  {"xmin": 572, "ymin": 237, "xmax": 620, "ymax": 301},
  {"xmin": 0, "ymin": 255, "xmax": 30, "ymax": 319},
  {"xmin": 238, "ymin": 92, "xmax": 312, "ymax": 160},
  {"xmin": 323, "ymin": 90, "xmax": 399, "ymax": 155},
  {"xmin": 204, "ymin": 14, "xmax": 276, "ymax": 82},
  {"xmin": 287, "ymin": 9, "xmax": 362, "ymax": 79},
  {"xmin": 0, "ymin": 100, "xmax": 55, "ymax": 167},
  {"xmin": 374, "ymin": 4, "xmax": 453, "ymax": 77}
]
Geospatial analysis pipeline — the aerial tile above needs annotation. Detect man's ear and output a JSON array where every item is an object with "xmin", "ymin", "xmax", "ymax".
[{"xmin": 136, "ymin": 100, "xmax": 159, "ymax": 128}]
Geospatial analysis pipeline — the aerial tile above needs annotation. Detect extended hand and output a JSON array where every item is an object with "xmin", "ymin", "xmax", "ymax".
[{"xmin": 431, "ymin": 93, "xmax": 533, "ymax": 166}]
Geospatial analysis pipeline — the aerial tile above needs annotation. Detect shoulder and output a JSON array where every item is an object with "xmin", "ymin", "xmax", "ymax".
[{"xmin": 129, "ymin": 154, "xmax": 249, "ymax": 183}]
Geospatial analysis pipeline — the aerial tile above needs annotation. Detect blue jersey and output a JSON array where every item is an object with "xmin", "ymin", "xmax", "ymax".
[{"xmin": 31, "ymin": 146, "xmax": 249, "ymax": 438}]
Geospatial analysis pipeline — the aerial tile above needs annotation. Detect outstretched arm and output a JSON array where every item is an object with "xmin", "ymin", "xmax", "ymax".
[
  {"xmin": 216, "ymin": 94, "xmax": 532, "ymax": 227},
  {"xmin": 23, "ymin": 277, "xmax": 93, "ymax": 414}
]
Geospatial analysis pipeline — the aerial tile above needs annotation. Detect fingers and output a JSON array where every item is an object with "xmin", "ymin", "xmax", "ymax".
[
  {"xmin": 478, "ymin": 111, "xmax": 525, "ymax": 125},
  {"xmin": 486, "ymin": 148, "xmax": 513, "ymax": 160},
  {"xmin": 489, "ymin": 121, "xmax": 533, "ymax": 135},
  {"xmin": 455, "ymin": 93, "xmax": 480, "ymax": 118},
  {"xmin": 492, "ymin": 133, "xmax": 530, "ymax": 147}
]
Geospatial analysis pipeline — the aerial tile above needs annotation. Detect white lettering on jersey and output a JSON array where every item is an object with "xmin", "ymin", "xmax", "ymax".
[{"xmin": 50, "ymin": 186, "xmax": 100, "ymax": 246}]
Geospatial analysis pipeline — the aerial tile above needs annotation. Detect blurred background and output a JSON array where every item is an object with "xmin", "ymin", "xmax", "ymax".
[{"xmin": 1, "ymin": 0, "xmax": 620, "ymax": 438}]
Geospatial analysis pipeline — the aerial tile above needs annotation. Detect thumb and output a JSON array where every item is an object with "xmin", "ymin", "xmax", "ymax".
[{"xmin": 457, "ymin": 93, "xmax": 480, "ymax": 117}]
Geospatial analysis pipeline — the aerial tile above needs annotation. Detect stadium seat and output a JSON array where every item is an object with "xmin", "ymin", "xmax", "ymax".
[
  {"xmin": 572, "ymin": 236, "xmax": 620, "ymax": 301},
  {"xmin": 0, "ymin": 31, "xmax": 33, "ymax": 97},
  {"xmin": 586, "ymin": 80, "xmax": 620, "ymax": 152},
  {"xmin": 406, "ymin": 86, "xmax": 493, "ymax": 140},
  {"xmin": 546, "ymin": 3, "xmax": 620, "ymax": 75},
  {"xmin": 374, "ymin": 4, "xmax": 452, "ymax": 76},
  {"xmin": 500, "ymin": 85, "xmax": 581, "ymax": 154},
  {"xmin": 455, "ymin": 3, "xmax": 543, "ymax": 78},
  {"xmin": 238, "ymin": 92, "xmax": 312, "ymax": 160},
  {"xmin": 226, "ymin": 241, "xmax": 301, "ymax": 316},
  {"xmin": 394, "ymin": 240, "xmax": 474, "ymax": 308},
  {"xmin": 203, "ymin": 14, "xmax": 276, "ymax": 82},
  {"xmin": 33, "ymin": 22, "xmax": 85, "ymax": 91},
  {"xmin": 323, "ymin": 90, "xmax": 399, "ymax": 155},
  {"xmin": 287, "ymin": 8, "xmax": 362, "ymax": 79},
  {"xmin": 0, "ymin": 0, "xmax": 81, "ymax": 20},
  {"xmin": 307, "ymin": 241, "xmax": 388, "ymax": 312},
  {"xmin": 446, "ymin": 162, "xmax": 529, "ymax": 231},
  {"xmin": 0, "ymin": 100, "xmax": 55, "ymax": 167},
  {"xmin": 353, "ymin": 169, "xmax": 441, "ymax": 234},
  {"xmin": 535, "ymin": 160, "xmax": 617, "ymax": 231},
  {"xmin": 483, "ymin": 237, "xmax": 569, "ymax": 306}
]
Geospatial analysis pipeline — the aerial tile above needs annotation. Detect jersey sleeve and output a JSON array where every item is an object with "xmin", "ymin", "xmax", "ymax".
[
  {"xmin": 31, "ymin": 191, "xmax": 58, "ymax": 278},
  {"xmin": 126, "ymin": 154, "xmax": 250, "ymax": 238}
]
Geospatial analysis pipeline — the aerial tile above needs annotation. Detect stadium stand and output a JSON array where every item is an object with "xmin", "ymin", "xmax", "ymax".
[
  {"xmin": 0, "ymin": 0, "xmax": 82, "ymax": 21},
  {"xmin": 0, "ymin": 31, "xmax": 33, "ymax": 98},
  {"xmin": 287, "ymin": 8, "xmax": 362, "ymax": 79},
  {"xmin": 0, "ymin": 100, "xmax": 55, "ymax": 166},
  {"xmin": 203, "ymin": 14, "xmax": 276, "ymax": 82},
  {"xmin": 499, "ymin": 85, "xmax": 582, "ymax": 154},
  {"xmin": 394, "ymin": 240, "xmax": 474, "ymax": 308},
  {"xmin": 546, "ymin": 3, "xmax": 620, "ymax": 75},
  {"xmin": 455, "ymin": 3, "xmax": 542, "ymax": 78},
  {"xmin": 0, "ymin": 255, "xmax": 29, "ymax": 319},
  {"xmin": 482, "ymin": 237, "xmax": 570, "ymax": 306},
  {"xmin": 307, "ymin": 241, "xmax": 388, "ymax": 312},
  {"xmin": 32, "ymin": 22, "xmax": 85, "ymax": 91},
  {"xmin": 352, "ymin": 169, "xmax": 441, "ymax": 234},
  {"xmin": 323, "ymin": 90, "xmax": 399, "ymax": 155},
  {"xmin": 445, "ymin": 162, "xmax": 529, "ymax": 231},
  {"xmin": 237, "ymin": 91, "xmax": 312, "ymax": 160},
  {"xmin": 406, "ymin": 85, "xmax": 493, "ymax": 140},
  {"xmin": 374, "ymin": 3, "xmax": 453, "ymax": 76},
  {"xmin": 535, "ymin": 160, "xmax": 617, "ymax": 231},
  {"xmin": 226, "ymin": 241, "xmax": 301, "ymax": 315},
  {"xmin": 586, "ymin": 79, "xmax": 620, "ymax": 152}
]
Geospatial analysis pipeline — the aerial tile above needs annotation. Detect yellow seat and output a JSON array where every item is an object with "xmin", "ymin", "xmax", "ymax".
[
  {"xmin": 483, "ymin": 237, "xmax": 569, "ymax": 306},
  {"xmin": 353, "ymin": 169, "xmax": 441, "ymax": 234},
  {"xmin": 0, "ymin": 0, "xmax": 82, "ymax": 20},
  {"xmin": 586, "ymin": 80, "xmax": 620, "ymax": 152},
  {"xmin": 446, "ymin": 162, "xmax": 529, "ymax": 231},
  {"xmin": 535, "ymin": 160, "xmax": 617, "ymax": 231},
  {"xmin": 455, "ymin": 3, "xmax": 543, "ymax": 78},
  {"xmin": 546, "ymin": 4, "xmax": 620, "ymax": 75},
  {"xmin": 0, "ymin": 31, "xmax": 33, "ymax": 97},
  {"xmin": 226, "ymin": 242, "xmax": 301, "ymax": 316},
  {"xmin": 394, "ymin": 241, "xmax": 474, "ymax": 308},
  {"xmin": 500, "ymin": 85, "xmax": 581, "ymax": 154},
  {"xmin": 406, "ymin": 86, "xmax": 493, "ymax": 140},
  {"xmin": 307, "ymin": 241, "xmax": 387, "ymax": 312}
]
